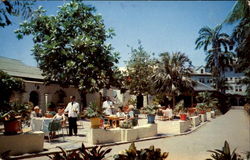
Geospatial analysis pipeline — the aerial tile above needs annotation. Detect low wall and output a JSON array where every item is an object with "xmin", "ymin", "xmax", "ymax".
[
  {"xmin": 190, "ymin": 116, "xmax": 201, "ymax": 127},
  {"xmin": 0, "ymin": 131, "xmax": 44, "ymax": 156},
  {"xmin": 170, "ymin": 120, "xmax": 191, "ymax": 134},
  {"xmin": 200, "ymin": 114, "xmax": 207, "ymax": 122},
  {"xmin": 89, "ymin": 124, "xmax": 157, "ymax": 145}
]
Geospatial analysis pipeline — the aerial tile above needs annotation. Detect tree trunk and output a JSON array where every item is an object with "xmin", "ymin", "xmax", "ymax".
[
  {"xmin": 79, "ymin": 90, "xmax": 87, "ymax": 111},
  {"xmin": 172, "ymin": 95, "xmax": 176, "ymax": 108},
  {"xmin": 136, "ymin": 94, "xmax": 143, "ymax": 109}
]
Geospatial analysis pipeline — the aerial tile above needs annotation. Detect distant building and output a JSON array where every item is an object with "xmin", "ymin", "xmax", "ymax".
[
  {"xmin": 191, "ymin": 65, "xmax": 247, "ymax": 106},
  {"xmin": 0, "ymin": 56, "xmax": 101, "ymax": 112}
]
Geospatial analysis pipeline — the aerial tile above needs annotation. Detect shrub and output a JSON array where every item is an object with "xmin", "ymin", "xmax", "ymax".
[
  {"xmin": 206, "ymin": 141, "xmax": 244, "ymax": 160},
  {"xmin": 113, "ymin": 142, "xmax": 168, "ymax": 160}
]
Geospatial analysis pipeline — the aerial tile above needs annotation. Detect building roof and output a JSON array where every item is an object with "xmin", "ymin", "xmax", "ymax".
[
  {"xmin": 0, "ymin": 56, "xmax": 44, "ymax": 80},
  {"xmin": 194, "ymin": 81, "xmax": 216, "ymax": 92}
]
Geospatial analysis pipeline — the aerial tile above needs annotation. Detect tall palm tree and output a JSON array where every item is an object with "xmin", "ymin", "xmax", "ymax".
[
  {"xmin": 151, "ymin": 52, "xmax": 194, "ymax": 107},
  {"xmin": 224, "ymin": 0, "xmax": 249, "ymax": 24},
  {"xmin": 195, "ymin": 25, "xmax": 233, "ymax": 91}
]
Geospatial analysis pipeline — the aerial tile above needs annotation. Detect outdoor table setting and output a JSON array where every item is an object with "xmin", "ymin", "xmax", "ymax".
[
  {"xmin": 30, "ymin": 117, "xmax": 53, "ymax": 133},
  {"xmin": 105, "ymin": 115, "xmax": 125, "ymax": 128}
]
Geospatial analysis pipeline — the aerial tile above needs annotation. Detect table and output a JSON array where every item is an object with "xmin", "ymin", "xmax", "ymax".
[
  {"xmin": 30, "ymin": 117, "xmax": 53, "ymax": 133},
  {"xmin": 162, "ymin": 109, "xmax": 173, "ymax": 119},
  {"xmin": 105, "ymin": 116, "xmax": 124, "ymax": 128}
]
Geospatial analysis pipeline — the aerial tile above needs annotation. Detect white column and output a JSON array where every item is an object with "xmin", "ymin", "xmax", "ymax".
[{"xmin": 44, "ymin": 93, "xmax": 48, "ymax": 112}]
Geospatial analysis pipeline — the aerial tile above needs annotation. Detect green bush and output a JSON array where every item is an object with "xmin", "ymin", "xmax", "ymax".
[{"xmin": 113, "ymin": 142, "xmax": 168, "ymax": 160}]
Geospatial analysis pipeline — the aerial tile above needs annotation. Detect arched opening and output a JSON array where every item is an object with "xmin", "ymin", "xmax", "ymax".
[
  {"xmin": 29, "ymin": 91, "xmax": 39, "ymax": 106},
  {"xmin": 52, "ymin": 89, "xmax": 66, "ymax": 106}
]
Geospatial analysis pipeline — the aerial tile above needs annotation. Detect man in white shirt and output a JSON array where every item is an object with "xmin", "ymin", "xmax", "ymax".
[
  {"xmin": 102, "ymin": 96, "xmax": 113, "ymax": 115},
  {"xmin": 64, "ymin": 96, "xmax": 80, "ymax": 136}
]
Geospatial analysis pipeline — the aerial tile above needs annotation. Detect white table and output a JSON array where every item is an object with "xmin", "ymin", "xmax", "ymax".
[
  {"xmin": 30, "ymin": 118, "xmax": 53, "ymax": 133},
  {"xmin": 162, "ymin": 109, "xmax": 173, "ymax": 118}
]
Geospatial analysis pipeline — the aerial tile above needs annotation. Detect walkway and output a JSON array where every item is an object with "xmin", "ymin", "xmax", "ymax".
[{"xmin": 105, "ymin": 109, "xmax": 250, "ymax": 160}]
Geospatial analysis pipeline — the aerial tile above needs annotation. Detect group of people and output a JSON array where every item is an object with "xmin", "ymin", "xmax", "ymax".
[
  {"xmin": 30, "ymin": 96, "xmax": 80, "ymax": 136},
  {"xmin": 102, "ymin": 96, "xmax": 138, "ymax": 126}
]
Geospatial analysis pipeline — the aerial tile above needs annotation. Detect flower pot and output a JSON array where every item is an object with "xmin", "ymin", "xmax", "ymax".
[
  {"xmin": 90, "ymin": 117, "xmax": 101, "ymax": 129},
  {"xmin": 199, "ymin": 110, "xmax": 206, "ymax": 114},
  {"xmin": 4, "ymin": 119, "xmax": 22, "ymax": 135},
  {"xmin": 180, "ymin": 114, "xmax": 187, "ymax": 121},
  {"xmin": 147, "ymin": 114, "xmax": 155, "ymax": 124}
]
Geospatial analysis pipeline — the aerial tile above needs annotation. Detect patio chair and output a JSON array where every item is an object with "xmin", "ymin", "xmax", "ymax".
[{"xmin": 48, "ymin": 120, "xmax": 65, "ymax": 142}]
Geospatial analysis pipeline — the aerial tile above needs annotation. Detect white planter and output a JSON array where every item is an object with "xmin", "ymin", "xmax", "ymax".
[
  {"xmin": 190, "ymin": 116, "xmax": 201, "ymax": 127},
  {"xmin": 88, "ymin": 124, "xmax": 157, "ymax": 144},
  {"xmin": 0, "ymin": 131, "xmax": 44, "ymax": 156},
  {"xmin": 200, "ymin": 114, "xmax": 207, "ymax": 122},
  {"xmin": 206, "ymin": 111, "xmax": 212, "ymax": 121},
  {"xmin": 211, "ymin": 111, "xmax": 216, "ymax": 118},
  {"xmin": 170, "ymin": 120, "xmax": 191, "ymax": 134}
]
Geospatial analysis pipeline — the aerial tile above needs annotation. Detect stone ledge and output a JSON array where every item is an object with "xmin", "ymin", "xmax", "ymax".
[{"xmin": 0, "ymin": 131, "xmax": 44, "ymax": 156}]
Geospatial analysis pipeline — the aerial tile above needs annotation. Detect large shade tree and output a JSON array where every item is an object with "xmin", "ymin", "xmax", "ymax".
[
  {"xmin": 15, "ymin": 1, "xmax": 122, "ymax": 107},
  {"xmin": 0, "ymin": 0, "xmax": 34, "ymax": 28},
  {"xmin": 195, "ymin": 25, "xmax": 234, "ymax": 92},
  {"xmin": 151, "ymin": 52, "xmax": 194, "ymax": 107},
  {"xmin": 125, "ymin": 41, "xmax": 155, "ymax": 108}
]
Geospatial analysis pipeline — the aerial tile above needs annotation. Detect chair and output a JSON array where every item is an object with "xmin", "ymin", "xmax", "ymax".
[{"xmin": 48, "ymin": 120, "xmax": 65, "ymax": 142}]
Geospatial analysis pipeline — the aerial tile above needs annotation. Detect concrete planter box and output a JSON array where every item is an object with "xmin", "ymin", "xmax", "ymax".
[
  {"xmin": 88, "ymin": 128, "xmax": 122, "ymax": 145},
  {"xmin": 211, "ymin": 111, "xmax": 215, "ymax": 118},
  {"xmin": 190, "ymin": 116, "xmax": 201, "ymax": 127},
  {"xmin": 206, "ymin": 111, "xmax": 212, "ymax": 121},
  {"xmin": 88, "ymin": 124, "xmax": 157, "ymax": 144},
  {"xmin": 0, "ymin": 131, "xmax": 44, "ymax": 156},
  {"xmin": 200, "ymin": 114, "xmax": 207, "ymax": 122},
  {"xmin": 170, "ymin": 120, "xmax": 191, "ymax": 134}
]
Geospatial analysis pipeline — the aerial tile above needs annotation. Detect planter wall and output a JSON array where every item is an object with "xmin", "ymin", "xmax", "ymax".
[
  {"xmin": 88, "ymin": 124, "xmax": 157, "ymax": 144},
  {"xmin": 200, "ymin": 114, "xmax": 207, "ymax": 122},
  {"xmin": 190, "ymin": 116, "xmax": 201, "ymax": 127},
  {"xmin": 170, "ymin": 120, "xmax": 191, "ymax": 134},
  {"xmin": 0, "ymin": 131, "xmax": 44, "ymax": 155},
  {"xmin": 206, "ymin": 111, "xmax": 212, "ymax": 121}
]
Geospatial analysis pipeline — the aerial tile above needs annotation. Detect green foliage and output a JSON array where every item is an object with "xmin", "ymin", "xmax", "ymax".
[
  {"xmin": 224, "ymin": 0, "xmax": 250, "ymax": 24},
  {"xmin": 173, "ymin": 100, "xmax": 187, "ymax": 113},
  {"xmin": 142, "ymin": 105, "xmax": 158, "ymax": 115},
  {"xmin": 85, "ymin": 103, "xmax": 103, "ymax": 118},
  {"xmin": 15, "ymin": 1, "xmax": 121, "ymax": 93},
  {"xmin": 206, "ymin": 141, "xmax": 244, "ymax": 160},
  {"xmin": 196, "ymin": 92, "xmax": 218, "ymax": 110},
  {"xmin": 113, "ymin": 142, "xmax": 169, "ymax": 160},
  {"xmin": 0, "ymin": 0, "xmax": 34, "ymax": 28},
  {"xmin": 152, "ymin": 52, "xmax": 193, "ymax": 107},
  {"xmin": 0, "ymin": 102, "xmax": 32, "ymax": 122},
  {"xmin": 125, "ymin": 40, "xmax": 155, "ymax": 96},
  {"xmin": 0, "ymin": 70, "xmax": 24, "ymax": 112},
  {"xmin": 120, "ymin": 120, "xmax": 133, "ymax": 129},
  {"xmin": 48, "ymin": 143, "xmax": 111, "ymax": 160}
]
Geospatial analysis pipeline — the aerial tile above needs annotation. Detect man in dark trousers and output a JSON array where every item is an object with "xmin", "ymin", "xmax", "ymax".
[{"xmin": 65, "ymin": 96, "xmax": 80, "ymax": 136}]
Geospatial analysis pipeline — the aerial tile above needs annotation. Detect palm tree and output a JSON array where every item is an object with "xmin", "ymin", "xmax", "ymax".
[
  {"xmin": 224, "ymin": 0, "xmax": 249, "ymax": 24},
  {"xmin": 151, "ymin": 52, "xmax": 194, "ymax": 107},
  {"xmin": 195, "ymin": 25, "xmax": 233, "ymax": 91}
]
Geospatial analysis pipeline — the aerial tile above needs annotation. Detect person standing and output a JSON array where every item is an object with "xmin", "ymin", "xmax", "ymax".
[
  {"xmin": 64, "ymin": 96, "xmax": 80, "ymax": 136},
  {"xmin": 102, "ymin": 96, "xmax": 113, "ymax": 115}
]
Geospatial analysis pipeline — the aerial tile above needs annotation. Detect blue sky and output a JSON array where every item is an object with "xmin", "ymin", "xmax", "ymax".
[{"xmin": 0, "ymin": 1, "xmax": 236, "ymax": 67}]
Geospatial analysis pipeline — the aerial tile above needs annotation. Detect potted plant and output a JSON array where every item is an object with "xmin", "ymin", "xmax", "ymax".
[
  {"xmin": 174, "ymin": 100, "xmax": 188, "ymax": 121},
  {"xmin": 196, "ymin": 103, "xmax": 207, "ymax": 114},
  {"xmin": 142, "ymin": 105, "xmax": 158, "ymax": 124},
  {"xmin": 85, "ymin": 103, "xmax": 103, "ymax": 129},
  {"xmin": 0, "ymin": 102, "xmax": 32, "ymax": 135}
]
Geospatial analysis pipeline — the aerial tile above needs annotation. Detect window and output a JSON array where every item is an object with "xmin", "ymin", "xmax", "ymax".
[
  {"xmin": 201, "ymin": 69, "xmax": 204, "ymax": 74},
  {"xmin": 230, "ymin": 77, "xmax": 233, "ymax": 81},
  {"xmin": 239, "ymin": 86, "xmax": 242, "ymax": 92},
  {"xmin": 207, "ymin": 79, "xmax": 210, "ymax": 83},
  {"xmin": 235, "ymin": 86, "xmax": 238, "ymax": 92}
]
